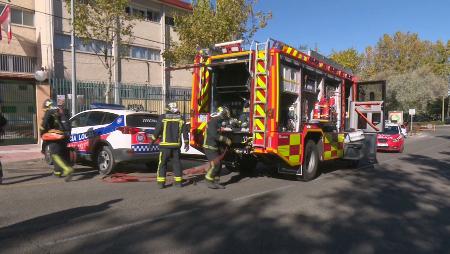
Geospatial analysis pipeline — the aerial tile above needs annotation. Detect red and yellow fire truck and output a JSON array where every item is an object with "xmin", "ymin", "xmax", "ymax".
[{"xmin": 187, "ymin": 39, "xmax": 383, "ymax": 181}]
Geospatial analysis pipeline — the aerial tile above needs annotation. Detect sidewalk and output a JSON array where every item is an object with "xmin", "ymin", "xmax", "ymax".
[{"xmin": 0, "ymin": 144, "xmax": 43, "ymax": 164}]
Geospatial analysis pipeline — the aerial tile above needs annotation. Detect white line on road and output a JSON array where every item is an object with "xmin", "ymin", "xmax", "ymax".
[{"xmin": 42, "ymin": 184, "xmax": 294, "ymax": 247}]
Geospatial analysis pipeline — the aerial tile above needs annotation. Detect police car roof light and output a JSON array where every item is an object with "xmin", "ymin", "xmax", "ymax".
[{"xmin": 90, "ymin": 103, "xmax": 126, "ymax": 110}]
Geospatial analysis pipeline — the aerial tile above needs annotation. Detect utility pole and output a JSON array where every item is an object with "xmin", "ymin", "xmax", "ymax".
[
  {"xmin": 442, "ymin": 95, "xmax": 445, "ymax": 123},
  {"xmin": 70, "ymin": 0, "xmax": 76, "ymax": 116}
]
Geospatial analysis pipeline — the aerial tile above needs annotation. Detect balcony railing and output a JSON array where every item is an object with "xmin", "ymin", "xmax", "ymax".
[{"xmin": 0, "ymin": 54, "xmax": 37, "ymax": 73}]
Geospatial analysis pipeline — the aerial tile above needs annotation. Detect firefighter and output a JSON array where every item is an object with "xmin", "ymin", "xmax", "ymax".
[
  {"xmin": 40, "ymin": 99, "xmax": 73, "ymax": 180},
  {"xmin": 151, "ymin": 102, "xmax": 189, "ymax": 189},
  {"xmin": 204, "ymin": 106, "xmax": 232, "ymax": 189}
]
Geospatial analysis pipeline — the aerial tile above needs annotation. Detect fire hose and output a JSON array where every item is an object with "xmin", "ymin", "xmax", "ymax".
[{"xmin": 102, "ymin": 149, "xmax": 228, "ymax": 184}]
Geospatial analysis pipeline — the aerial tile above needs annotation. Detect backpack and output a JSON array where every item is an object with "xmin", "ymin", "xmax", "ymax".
[{"xmin": 0, "ymin": 113, "xmax": 7, "ymax": 128}]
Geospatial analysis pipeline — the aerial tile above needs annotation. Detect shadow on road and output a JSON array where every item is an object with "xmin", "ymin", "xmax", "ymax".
[
  {"xmin": 0, "ymin": 199, "xmax": 123, "ymax": 245},
  {"xmin": 2, "ymin": 148, "xmax": 450, "ymax": 253}
]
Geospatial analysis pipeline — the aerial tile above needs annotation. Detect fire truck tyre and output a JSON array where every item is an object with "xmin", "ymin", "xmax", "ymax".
[
  {"xmin": 239, "ymin": 158, "xmax": 258, "ymax": 176},
  {"xmin": 44, "ymin": 143, "xmax": 54, "ymax": 165},
  {"xmin": 298, "ymin": 140, "xmax": 319, "ymax": 181},
  {"xmin": 97, "ymin": 146, "xmax": 116, "ymax": 175}
]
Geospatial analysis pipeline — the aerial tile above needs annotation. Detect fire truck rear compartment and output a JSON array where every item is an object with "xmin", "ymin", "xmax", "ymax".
[{"xmin": 210, "ymin": 62, "xmax": 251, "ymax": 122}]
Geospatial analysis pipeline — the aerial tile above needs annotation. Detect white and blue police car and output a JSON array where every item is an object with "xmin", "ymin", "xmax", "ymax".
[{"xmin": 67, "ymin": 104, "xmax": 160, "ymax": 175}]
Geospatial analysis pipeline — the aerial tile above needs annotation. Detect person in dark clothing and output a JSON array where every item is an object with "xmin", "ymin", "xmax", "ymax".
[
  {"xmin": 204, "ymin": 106, "xmax": 232, "ymax": 189},
  {"xmin": 40, "ymin": 99, "xmax": 73, "ymax": 180},
  {"xmin": 151, "ymin": 102, "xmax": 189, "ymax": 189}
]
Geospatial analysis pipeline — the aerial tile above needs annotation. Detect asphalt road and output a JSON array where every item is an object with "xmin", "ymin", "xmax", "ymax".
[{"xmin": 1, "ymin": 127, "xmax": 450, "ymax": 254}]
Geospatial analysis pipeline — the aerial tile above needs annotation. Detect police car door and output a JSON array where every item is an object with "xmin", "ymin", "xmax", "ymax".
[{"xmin": 70, "ymin": 111, "xmax": 108, "ymax": 154}]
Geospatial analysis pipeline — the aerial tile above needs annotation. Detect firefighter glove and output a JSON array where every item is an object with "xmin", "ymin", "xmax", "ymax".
[{"xmin": 225, "ymin": 138, "xmax": 232, "ymax": 146}]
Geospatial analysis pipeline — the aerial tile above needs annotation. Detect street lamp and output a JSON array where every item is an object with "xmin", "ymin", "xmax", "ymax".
[{"xmin": 34, "ymin": 67, "xmax": 48, "ymax": 82}]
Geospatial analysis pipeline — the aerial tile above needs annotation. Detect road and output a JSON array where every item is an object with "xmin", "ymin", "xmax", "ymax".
[{"xmin": 1, "ymin": 127, "xmax": 449, "ymax": 254}]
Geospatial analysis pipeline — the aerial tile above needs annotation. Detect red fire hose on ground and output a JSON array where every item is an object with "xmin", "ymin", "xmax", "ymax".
[{"xmin": 102, "ymin": 149, "xmax": 227, "ymax": 184}]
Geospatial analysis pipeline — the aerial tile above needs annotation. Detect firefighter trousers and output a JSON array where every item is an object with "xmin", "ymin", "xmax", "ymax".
[
  {"xmin": 49, "ymin": 140, "xmax": 73, "ymax": 176},
  {"xmin": 157, "ymin": 148, "xmax": 182, "ymax": 183},
  {"xmin": 204, "ymin": 148, "xmax": 221, "ymax": 182}
]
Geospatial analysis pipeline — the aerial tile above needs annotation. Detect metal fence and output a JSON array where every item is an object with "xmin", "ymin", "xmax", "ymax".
[
  {"xmin": 50, "ymin": 79, "xmax": 192, "ymax": 118},
  {"xmin": 0, "ymin": 81, "xmax": 37, "ymax": 146}
]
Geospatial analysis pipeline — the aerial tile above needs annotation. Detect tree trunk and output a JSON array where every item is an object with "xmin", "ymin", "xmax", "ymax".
[{"xmin": 106, "ymin": 67, "xmax": 112, "ymax": 104}]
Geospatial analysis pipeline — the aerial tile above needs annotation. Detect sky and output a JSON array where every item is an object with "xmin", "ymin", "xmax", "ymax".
[{"xmin": 252, "ymin": 0, "xmax": 449, "ymax": 56}]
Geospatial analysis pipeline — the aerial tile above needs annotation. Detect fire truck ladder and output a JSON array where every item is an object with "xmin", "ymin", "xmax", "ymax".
[{"xmin": 252, "ymin": 41, "xmax": 270, "ymax": 148}]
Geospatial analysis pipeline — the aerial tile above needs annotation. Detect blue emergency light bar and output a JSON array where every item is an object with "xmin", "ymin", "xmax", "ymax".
[{"xmin": 90, "ymin": 103, "xmax": 126, "ymax": 110}]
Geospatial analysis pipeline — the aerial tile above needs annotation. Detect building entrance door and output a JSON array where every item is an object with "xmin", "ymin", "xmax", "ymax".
[{"xmin": 0, "ymin": 81, "xmax": 37, "ymax": 145}]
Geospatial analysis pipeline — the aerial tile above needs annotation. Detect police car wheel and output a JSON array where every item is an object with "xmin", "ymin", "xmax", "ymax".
[
  {"xmin": 97, "ymin": 146, "xmax": 115, "ymax": 175},
  {"xmin": 297, "ymin": 140, "xmax": 319, "ymax": 181}
]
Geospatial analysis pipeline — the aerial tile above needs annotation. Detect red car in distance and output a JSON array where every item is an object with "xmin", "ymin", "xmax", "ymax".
[{"xmin": 377, "ymin": 124, "xmax": 405, "ymax": 153}]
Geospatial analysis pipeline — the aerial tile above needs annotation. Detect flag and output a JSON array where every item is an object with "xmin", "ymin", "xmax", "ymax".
[{"xmin": 0, "ymin": 5, "xmax": 12, "ymax": 43}]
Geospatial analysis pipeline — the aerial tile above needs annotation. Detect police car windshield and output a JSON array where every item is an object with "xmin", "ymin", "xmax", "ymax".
[
  {"xmin": 383, "ymin": 126, "xmax": 399, "ymax": 135},
  {"xmin": 126, "ymin": 114, "xmax": 158, "ymax": 128}
]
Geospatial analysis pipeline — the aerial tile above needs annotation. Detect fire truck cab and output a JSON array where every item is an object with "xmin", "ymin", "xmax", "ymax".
[{"xmin": 189, "ymin": 39, "xmax": 380, "ymax": 181}]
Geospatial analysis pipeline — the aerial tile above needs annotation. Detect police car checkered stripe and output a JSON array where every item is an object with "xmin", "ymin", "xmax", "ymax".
[{"xmin": 132, "ymin": 144, "xmax": 159, "ymax": 153}]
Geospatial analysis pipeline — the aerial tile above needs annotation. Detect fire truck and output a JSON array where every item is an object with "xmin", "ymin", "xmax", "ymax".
[{"xmin": 186, "ymin": 39, "xmax": 384, "ymax": 181}]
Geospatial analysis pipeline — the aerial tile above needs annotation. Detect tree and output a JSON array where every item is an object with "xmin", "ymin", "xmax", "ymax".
[
  {"xmin": 386, "ymin": 66, "xmax": 447, "ymax": 113},
  {"xmin": 329, "ymin": 48, "xmax": 363, "ymax": 74},
  {"xmin": 163, "ymin": 0, "xmax": 272, "ymax": 64},
  {"xmin": 65, "ymin": 0, "xmax": 139, "ymax": 102}
]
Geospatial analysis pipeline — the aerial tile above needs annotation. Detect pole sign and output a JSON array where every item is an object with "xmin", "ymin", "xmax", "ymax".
[{"xmin": 409, "ymin": 109, "xmax": 416, "ymax": 115}]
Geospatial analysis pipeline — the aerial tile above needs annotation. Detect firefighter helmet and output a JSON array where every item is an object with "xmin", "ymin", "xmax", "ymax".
[
  {"xmin": 43, "ymin": 99, "xmax": 55, "ymax": 109},
  {"xmin": 166, "ymin": 102, "xmax": 179, "ymax": 113},
  {"xmin": 212, "ymin": 106, "xmax": 230, "ymax": 119}
]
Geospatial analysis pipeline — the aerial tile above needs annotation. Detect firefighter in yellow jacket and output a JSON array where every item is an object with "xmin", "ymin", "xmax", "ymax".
[
  {"xmin": 203, "ymin": 106, "xmax": 232, "ymax": 189},
  {"xmin": 40, "ymin": 99, "xmax": 73, "ymax": 180},
  {"xmin": 151, "ymin": 102, "xmax": 189, "ymax": 189}
]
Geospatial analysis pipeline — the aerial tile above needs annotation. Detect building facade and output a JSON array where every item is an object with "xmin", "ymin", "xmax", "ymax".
[{"xmin": 0, "ymin": 0, "xmax": 192, "ymax": 145}]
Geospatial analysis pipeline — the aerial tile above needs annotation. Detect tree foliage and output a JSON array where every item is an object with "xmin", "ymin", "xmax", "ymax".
[
  {"xmin": 329, "ymin": 48, "xmax": 362, "ymax": 74},
  {"xmin": 65, "ymin": 0, "xmax": 139, "ymax": 101},
  {"xmin": 386, "ymin": 66, "xmax": 447, "ymax": 113},
  {"xmin": 330, "ymin": 32, "xmax": 449, "ymax": 115},
  {"xmin": 163, "ymin": 0, "xmax": 272, "ymax": 64}
]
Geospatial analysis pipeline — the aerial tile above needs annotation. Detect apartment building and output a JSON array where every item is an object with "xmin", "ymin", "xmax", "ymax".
[{"xmin": 0, "ymin": 0, "xmax": 192, "ymax": 145}]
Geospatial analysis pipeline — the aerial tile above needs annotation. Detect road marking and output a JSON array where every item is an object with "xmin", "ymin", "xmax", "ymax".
[{"xmin": 42, "ymin": 184, "xmax": 294, "ymax": 247}]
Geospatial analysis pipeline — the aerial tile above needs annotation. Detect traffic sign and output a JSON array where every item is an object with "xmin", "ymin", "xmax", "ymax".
[{"xmin": 409, "ymin": 109, "xmax": 416, "ymax": 115}]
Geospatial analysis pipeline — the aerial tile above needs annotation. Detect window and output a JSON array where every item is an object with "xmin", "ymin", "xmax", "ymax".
[
  {"xmin": 54, "ymin": 34, "xmax": 110, "ymax": 55},
  {"xmin": 7, "ymin": 7, "xmax": 34, "ymax": 27},
  {"xmin": 102, "ymin": 113, "xmax": 118, "ymax": 125},
  {"xmin": 86, "ymin": 111, "xmax": 105, "ymax": 126},
  {"xmin": 22, "ymin": 11, "xmax": 34, "ymax": 26},
  {"xmin": 130, "ymin": 46, "xmax": 161, "ymax": 61},
  {"xmin": 165, "ymin": 16, "xmax": 175, "ymax": 26},
  {"xmin": 372, "ymin": 112, "xmax": 381, "ymax": 125},
  {"xmin": 127, "ymin": 6, "xmax": 160, "ymax": 22},
  {"xmin": 54, "ymin": 34, "xmax": 71, "ymax": 50},
  {"xmin": 126, "ymin": 114, "xmax": 158, "ymax": 128},
  {"xmin": 71, "ymin": 112, "xmax": 89, "ymax": 128}
]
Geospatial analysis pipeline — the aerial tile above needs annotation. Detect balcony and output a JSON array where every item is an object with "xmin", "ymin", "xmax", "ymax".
[{"xmin": 0, "ymin": 54, "xmax": 37, "ymax": 74}]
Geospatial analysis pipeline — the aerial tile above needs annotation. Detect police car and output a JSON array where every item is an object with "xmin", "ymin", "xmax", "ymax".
[{"xmin": 67, "ymin": 104, "xmax": 160, "ymax": 175}]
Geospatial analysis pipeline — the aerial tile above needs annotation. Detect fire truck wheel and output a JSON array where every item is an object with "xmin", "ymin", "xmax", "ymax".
[
  {"xmin": 298, "ymin": 140, "xmax": 319, "ymax": 181},
  {"xmin": 96, "ymin": 146, "xmax": 116, "ymax": 175},
  {"xmin": 238, "ymin": 158, "xmax": 258, "ymax": 176}
]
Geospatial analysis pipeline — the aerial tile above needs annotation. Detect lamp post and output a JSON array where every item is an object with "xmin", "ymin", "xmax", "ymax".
[{"xmin": 70, "ymin": 0, "xmax": 76, "ymax": 116}]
